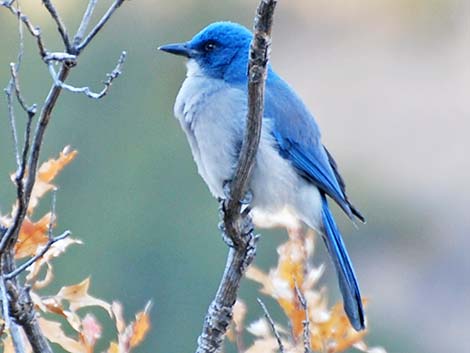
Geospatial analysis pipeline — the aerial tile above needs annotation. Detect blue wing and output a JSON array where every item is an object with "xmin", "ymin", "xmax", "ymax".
[
  {"xmin": 264, "ymin": 71, "xmax": 364, "ymax": 221},
  {"xmin": 263, "ymin": 71, "xmax": 366, "ymax": 330}
]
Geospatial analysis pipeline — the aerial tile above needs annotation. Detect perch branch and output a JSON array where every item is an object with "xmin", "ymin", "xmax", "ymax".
[{"xmin": 195, "ymin": 1, "xmax": 277, "ymax": 353}]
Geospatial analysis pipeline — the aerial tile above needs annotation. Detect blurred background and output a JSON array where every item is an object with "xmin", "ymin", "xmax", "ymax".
[{"xmin": 0, "ymin": 0, "xmax": 469, "ymax": 352}]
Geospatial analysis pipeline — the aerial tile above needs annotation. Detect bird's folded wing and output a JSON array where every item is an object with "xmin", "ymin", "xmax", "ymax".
[{"xmin": 264, "ymin": 74, "xmax": 363, "ymax": 221}]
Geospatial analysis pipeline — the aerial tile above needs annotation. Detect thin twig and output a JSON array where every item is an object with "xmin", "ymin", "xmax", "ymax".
[
  {"xmin": 195, "ymin": 1, "xmax": 277, "ymax": 353},
  {"xmin": 295, "ymin": 284, "xmax": 311, "ymax": 353},
  {"xmin": 41, "ymin": 0, "xmax": 71, "ymax": 52},
  {"xmin": 48, "ymin": 51, "xmax": 127, "ymax": 99},
  {"xmin": 10, "ymin": 63, "xmax": 37, "ymax": 117},
  {"xmin": 1, "ymin": 2, "xmax": 48, "ymax": 58},
  {"xmin": 73, "ymin": 0, "xmax": 98, "ymax": 47},
  {"xmin": 5, "ymin": 84, "xmax": 20, "ymax": 169},
  {"xmin": 257, "ymin": 298, "xmax": 285, "ymax": 353},
  {"xmin": 4, "ymin": 0, "xmax": 29, "ymax": 170},
  {"xmin": 76, "ymin": 0, "xmax": 126, "ymax": 53},
  {"xmin": 5, "ymin": 230, "xmax": 70, "ymax": 279},
  {"xmin": 48, "ymin": 190, "xmax": 57, "ymax": 239}
]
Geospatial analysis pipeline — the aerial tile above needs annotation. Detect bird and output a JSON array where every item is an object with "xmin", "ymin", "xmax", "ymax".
[{"xmin": 159, "ymin": 21, "xmax": 366, "ymax": 331}]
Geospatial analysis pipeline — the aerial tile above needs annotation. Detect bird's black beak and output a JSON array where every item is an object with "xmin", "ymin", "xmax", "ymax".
[{"xmin": 158, "ymin": 42, "xmax": 193, "ymax": 58}]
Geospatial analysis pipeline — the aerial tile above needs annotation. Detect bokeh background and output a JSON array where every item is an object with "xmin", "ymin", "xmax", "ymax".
[{"xmin": 1, "ymin": 1, "xmax": 469, "ymax": 352}]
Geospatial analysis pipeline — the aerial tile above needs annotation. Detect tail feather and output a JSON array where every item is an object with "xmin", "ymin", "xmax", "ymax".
[{"xmin": 320, "ymin": 193, "xmax": 365, "ymax": 331}]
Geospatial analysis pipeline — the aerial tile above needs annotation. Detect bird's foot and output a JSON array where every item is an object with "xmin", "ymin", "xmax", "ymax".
[{"xmin": 217, "ymin": 197, "xmax": 257, "ymax": 255}]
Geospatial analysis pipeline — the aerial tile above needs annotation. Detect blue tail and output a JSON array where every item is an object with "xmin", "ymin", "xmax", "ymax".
[{"xmin": 321, "ymin": 193, "xmax": 365, "ymax": 331}]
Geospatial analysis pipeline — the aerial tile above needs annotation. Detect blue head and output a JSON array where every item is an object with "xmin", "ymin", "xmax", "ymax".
[{"xmin": 159, "ymin": 22, "xmax": 253, "ymax": 84}]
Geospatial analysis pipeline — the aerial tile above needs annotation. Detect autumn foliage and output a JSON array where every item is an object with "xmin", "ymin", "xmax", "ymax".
[
  {"xmin": 0, "ymin": 147, "xmax": 151, "ymax": 353},
  {"xmin": 228, "ymin": 230, "xmax": 386, "ymax": 353}
]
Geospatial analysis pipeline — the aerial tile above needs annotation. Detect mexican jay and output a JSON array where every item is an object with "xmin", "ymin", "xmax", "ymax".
[{"xmin": 159, "ymin": 21, "xmax": 366, "ymax": 331}]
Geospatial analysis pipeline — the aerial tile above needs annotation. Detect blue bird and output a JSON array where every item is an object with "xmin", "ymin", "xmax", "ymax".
[{"xmin": 159, "ymin": 22, "xmax": 366, "ymax": 330}]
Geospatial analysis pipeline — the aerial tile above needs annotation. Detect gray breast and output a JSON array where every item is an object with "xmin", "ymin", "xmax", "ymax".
[{"xmin": 174, "ymin": 74, "xmax": 247, "ymax": 198}]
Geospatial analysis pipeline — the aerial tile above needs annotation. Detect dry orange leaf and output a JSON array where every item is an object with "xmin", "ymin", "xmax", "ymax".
[
  {"xmin": 129, "ymin": 302, "xmax": 152, "ymax": 348},
  {"xmin": 37, "ymin": 146, "xmax": 77, "ymax": 183},
  {"xmin": 112, "ymin": 301, "xmax": 126, "ymax": 334},
  {"xmin": 54, "ymin": 278, "xmax": 112, "ymax": 316},
  {"xmin": 28, "ymin": 146, "xmax": 78, "ymax": 213},
  {"xmin": 15, "ymin": 213, "xmax": 53, "ymax": 259},
  {"xmin": 245, "ymin": 233, "xmax": 384, "ymax": 353},
  {"xmin": 39, "ymin": 317, "xmax": 84, "ymax": 353},
  {"xmin": 111, "ymin": 301, "xmax": 152, "ymax": 353},
  {"xmin": 106, "ymin": 342, "xmax": 120, "ymax": 353}
]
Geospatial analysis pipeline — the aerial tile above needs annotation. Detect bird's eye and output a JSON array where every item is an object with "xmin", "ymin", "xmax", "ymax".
[{"xmin": 204, "ymin": 41, "xmax": 216, "ymax": 52}]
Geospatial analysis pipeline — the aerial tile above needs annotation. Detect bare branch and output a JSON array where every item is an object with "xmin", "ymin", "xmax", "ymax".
[
  {"xmin": 41, "ymin": 0, "xmax": 71, "ymax": 52},
  {"xmin": 73, "ymin": 0, "xmax": 98, "ymax": 47},
  {"xmin": 1, "ymin": 2, "xmax": 48, "ymax": 59},
  {"xmin": 10, "ymin": 63, "xmax": 37, "ymax": 117},
  {"xmin": 76, "ymin": 0, "xmax": 126, "ymax": 53},
  {"xmin": 5, "ymin": 63, "xmax": 37, "ymax": 175},
  {"xmin": 5, "ymin": 83, "xmax": 21, "ymax": 169},
  {"xmin": 48, "ymin": 51, "xmax": 127, "ymax": 99},
  {"xmin": 257, "ymin": 298, "xmax": 285, "ymax": 353},
  {"xmin": 195, "ymin": 1, "xmax": 277, "ymax": 353},
  {"xmin": 4, "ymin": 1, "xmax": 30, "ymax": 170},
  {"xmin": 295, "ymin": 284, "xmax": 311, "ymax": 353}
]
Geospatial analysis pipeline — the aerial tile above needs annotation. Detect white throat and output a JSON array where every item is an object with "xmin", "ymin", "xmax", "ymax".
[{"xmin": 186, "ymin": 59, "xmax": 204, "ymax": 77}]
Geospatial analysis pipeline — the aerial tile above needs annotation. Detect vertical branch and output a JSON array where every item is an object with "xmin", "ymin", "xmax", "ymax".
[{"xmin": 195, "ymin": 1, "xmax": 277, "ymax": 353}]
